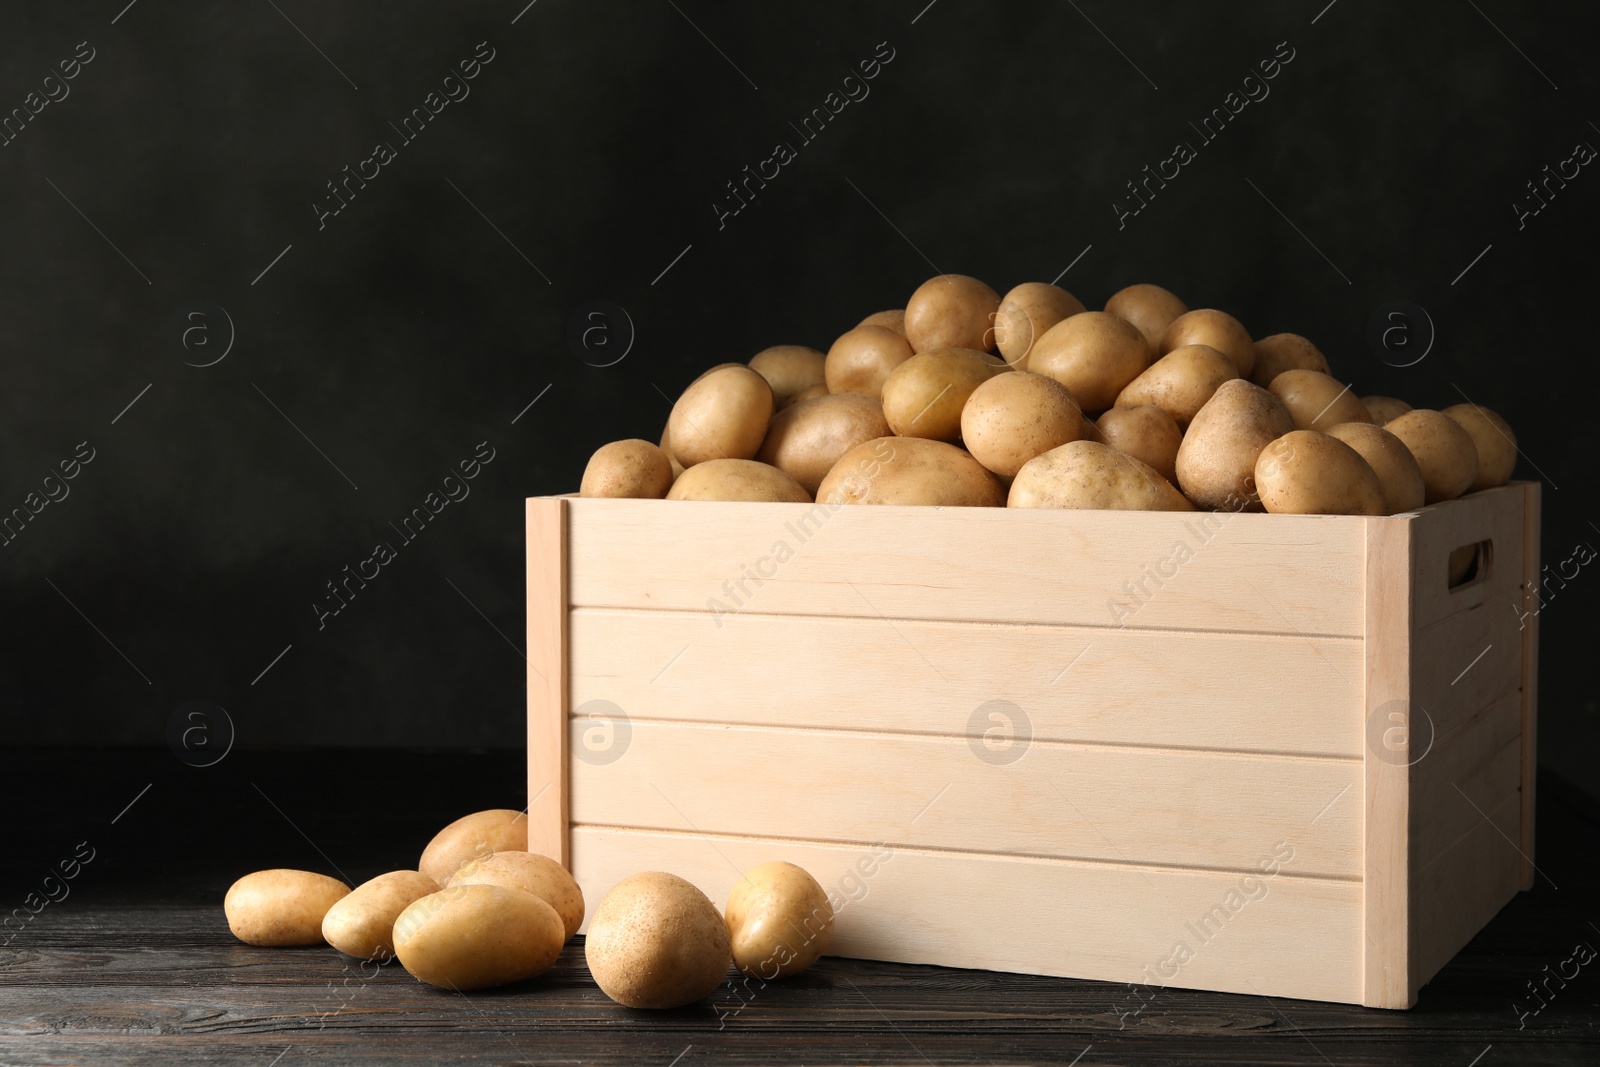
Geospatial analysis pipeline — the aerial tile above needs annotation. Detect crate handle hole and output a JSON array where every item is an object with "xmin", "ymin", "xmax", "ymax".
[{"xmin": 1448, "ymin": 539, "xmax": 1493, "ymax": 591}]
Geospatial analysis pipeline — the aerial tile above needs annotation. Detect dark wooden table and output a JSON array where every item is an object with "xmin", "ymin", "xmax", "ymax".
[{"xmin": 2, "ymin": 749, "xmax": 1596, "ymax": 1065}]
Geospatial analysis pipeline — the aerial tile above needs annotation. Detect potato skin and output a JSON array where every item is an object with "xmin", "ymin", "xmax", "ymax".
[
  {"xmin": 1269, "ymin": 369, "xmax": 1371, "ymax": 432},
  {"xmin": 225, "ymin": 869, "xmax": 350, "ymax": 947},
  {"xmin": 1115, "ymin": 344, "xmax": 1239, "ymax": 428},
  {"xmin": 1026, "ymin": 311, "xmax": 1150, "ymax": 412},
  {"xmin": 881, "ymin": 348, "xmax": 996, "ymax": 441},
  {"xmin": 994, "ymin": 283, "xmax": 1085, "ymax": 368},
  {"xmin": 816, "ymin": 437, "xmax": 1003, "ymax": 507},
  {"xmin": 757, "ymin": 394, "xmax": 891, "ymax": 495},
  {"xmin": 857, "ymin": 308, "xmax": 907, "ymax": 336},
  {"xmin": 586, "ymin": 872, "xmax": 731, "ymax": 1009},
  {"xmin": 1254, "ymin": 430, "xmax": 1386, "ymax": 516},
  {"xmin": 825, "ymin": 325, "xmax": 915, "ymax": 398},
  {"xmin": 449, "ymin": 851, "xmax": 585, "ymax": 941},
  {"xmin": 904, "ymin": 274, "xmax": 1000, "ymax": 353},
  {"xmin": 667, "ymin": 459, "xmax": 811, "ymax": 503},
  {"xmin": 1363, "ymin": 395, "xmax": 1412, "ymax": 425},
  {"xmin": 322, "ymin": 870, "xmax": 440, "ymax": 960},
  {"xmin": 1325, "ymin": 422, "xmax": 1426, "ymax": 515},
  {"xmin": 1009, "ymin": 441, "xmax": 1194, "ymax": 512},
  {"xmin": 419, "ymin": 810, "xmax": 529, "ymax": 886},
  {"xmin": 1091, "ymin": 404, "xmax": 1182, "ymax": 484},
  {"xmin": 667, "ymin": 365, "xmax": 774, "ymax": 466},
  {"xmin": 1385, "ymin": 409, "xmax": 1480, "ymax": 503},
  {"xmin": 1250, "ymin": 333, "xmax": 1330, "ymax": 388},
  {"xmin": 1174, "ymin": 379, "xmax": 1295, "ymax": 511},
  {"xmin": 1160, "ymin": 309, "xmax": 1255, "ymax": 377},
  {"xmin": 580, "ymin": 440, "xmax": 674, "ymax": 499},
  {"xmin": 1104, "ymin": 283, "xmax": 1187, "ymax": 353},
  {"xmin": 960, "ymin": 371, "xmax": 1085, "ymax": 478},
  {"xmin": 394, "ymin": 885, "xmax": 565, "ymax": 991},
  {"xmin": 748, "ymin": 345, "xmax": 827, "ymax": 408},
  {"xmin": 1442, "ymin": 403, "xmax": 1517, "ymax": 491},
  {"xmin": 725, "ymin": 862, "xmax": 834, "ymax": 980}
]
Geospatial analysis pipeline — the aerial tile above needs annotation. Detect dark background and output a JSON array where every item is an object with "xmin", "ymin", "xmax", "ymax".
[{"xmin": 1, "ymin": 2, "xmax": 1595, "ymax": 794}]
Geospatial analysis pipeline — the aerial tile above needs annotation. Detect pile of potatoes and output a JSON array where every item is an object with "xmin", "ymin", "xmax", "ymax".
[
  {"xmin": 582, "ymin": 276, "xmax": 1518, "ymax": 519},
  {"xmin": 223, "ymin": 809, "xmax": 833, "ymax": 1008}
]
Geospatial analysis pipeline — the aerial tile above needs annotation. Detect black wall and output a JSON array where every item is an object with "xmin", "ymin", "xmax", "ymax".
[{"xmin": 2, "ymin": 2, "xmax": 1595, "ymax": 793}]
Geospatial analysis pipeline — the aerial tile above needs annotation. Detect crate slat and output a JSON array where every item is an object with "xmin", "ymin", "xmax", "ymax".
[
  {"xmin": 1411, "ymin": 692, "xmax": 1523, "ymax": 863},
  {"xmin": 1412, "ymin": 790, "xmax": 1522, "ymax": 986}
]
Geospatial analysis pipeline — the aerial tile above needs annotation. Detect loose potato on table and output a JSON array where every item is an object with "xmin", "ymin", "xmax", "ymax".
[
  {"xmin": 1095, "ymin": 404, "xmax": 1182, "ymax": 484},
  {"xmin": 961, "ymin": 371, "xmax": 1085, "ymax": 478},
  {"xmin": 449, "ymin": 851, "xmax": 585, "ymax": 941},
  {"xmin": 1160, "ymin": 308, "xmax": 1256, "ymax": 378},
  {"xmin": 1027, "ymin": 311, "xmax": 1150, "ymax": 413},
  {"xmin": 580, "ymin": 440, "xmax": 674, "ymax": 499},
  {"xmin": 1009, "ymin": 440, "xmax": 1193, "ymax": 512},
  {"xmin": 1268, "ymin": 369, "xmax": 1371, "ymax": 432},
  {"xmin": 322, "ymin": 870, "xmax": 439, "ymax": 960},
  {"xmin": 748, "ymin": 345, "xmax": 827, "ymax": 408},
  {"xmin": 1363, "ymin": 395, "xmax": 1412, "ymax": 425},
  {"xmin": 725, "ymin": 861, "xmax": 834, "ymax": 980},
  {"xmin": 881, "ymin": 347, "xmax": 996, "ymax": 441},
  {"xmin": 1104, "ymin": 283, "xmax": 1187, "ymax": 353},
  {"xmin": 993, "ymin": 282, "xmax": 1085, "ymax": 368},
  {"xmin": 1385, "ymin": 409, "xmax": 1480, "ymax": 503},
  {"xmin": 1254, "ymin": 430, "xmax": 1386, "ymax": 516},
  {"xmin": 667, "ymin": 459, "xmax": 811, "ymax": 502},
  {"xmin": 419, "ymin": 809, "xmax": 529, "ymax": 886},
  {"xmin": 825, "ymin": 324, "xmax": 915, "ymax": 398},
  {"xmin": 1325, "ymin": 422, "xmax": 1426, "ymax": 515},
  {"xmin": 394, "ymin": 884, "xmax": 565, "ymax": 991},
  {"xmin": 225, "ymin": 869, "xmax": 350, "ymax": 947},
  {"xmin": 1115, "ymin": 343, "xmax": 1239, "ymax": 428},
  {"xmin": 904, "ymin": 273, "xmax": 1001, "ymax": 353},
  {"xmin": 1174, "ymin": 379, "xmax": 1295, "ymax": 511},
  {"xmin": 586, "ymin": 872, "xmax": 732, "ymax": 1009},
  {"xmin": 667, "ymin": 365, "xmax": 774, "ymax": 466},
  {"xmin": 817, "ymin": 437, "xmax": 1003, "ymax": 507},
  {"xmin": 1443, "ymin": 403, "xmax": 1517, "ymax": 491},
  {"xmin": 1250, "ymin": 333, "xmax": 1330, "ymax": 388},
  {"xmin": 757, "ymin": 393, "xmax": 891, "ymax": 495}
]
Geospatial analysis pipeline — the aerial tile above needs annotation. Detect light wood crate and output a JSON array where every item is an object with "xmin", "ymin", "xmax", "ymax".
[{"xmin": 525, "ymin": 481, "xmax": 1540, "ymax": 1008}]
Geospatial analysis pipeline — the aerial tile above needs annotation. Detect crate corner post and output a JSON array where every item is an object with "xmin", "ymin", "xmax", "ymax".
[{"xmin": 527, "ymin": 496, "xmax": 571, "ymax": 869}]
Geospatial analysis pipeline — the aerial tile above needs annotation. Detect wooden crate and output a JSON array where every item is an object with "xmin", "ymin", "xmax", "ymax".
[{"xmin": 525, "ymin": 481, "xmax": 1539, "ymax": 1008}]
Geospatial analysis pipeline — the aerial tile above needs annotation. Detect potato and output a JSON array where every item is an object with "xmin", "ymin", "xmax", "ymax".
[
  {"xmin": 1449, "ymin": 544, "xmax": 1480, "ymax": 586},
  {"xmin": 960, "ymin": 371, "xmax": 1084, "ymax": 478},
  {"xmin": 585, "ymin": 872, "xmax": 731, "ymax": 1009},
  {"xmin": 786, "ymin": 383, "xmax": 830, "ymax": 408},
  {"xmin": 1363, "ymin": 395, "xmax": 1412, "ymax": 425},
  {"xmin": 816, "ymin": 437, "xmax": 1003, "ymax": 507},
  {"xmin": 1104, "ymin": 283, "xmax": 1187, "ymax": 353},
  {"xmin": 1026, "ymin": 311, "xmax": 1150, "ymax": 412},
  {"xmin": 321, "ymin": 870, "xmax": 439, "ymax": 960},
  {"xmin": 225, "ymin": 869, "xmax": 349, "ymax": 947},
  {"xmin": 1443, "ymin": 403, "xmax": 1517, "ymax": 491},
  {"xmin": 857, "ymin": 309, "xmax": 906, "ymax": 336},
  {"xmin": 1250, "ymin": 333, "xmax": 1330, "ymax": 388},
  {"xmin": 993, "ymin": 282, "xmax": 1085, "ymax": 368},
  {"xmin": 1268, "ymin": 369, "xmax": 1371, "ymax": 432},
  {"xmin": 725, "ymin": 862, "xmax": 834, "ymax": 980},
  {"xmin": 1254, "ymin": 430, "xmax": 1386, "ymax": 516},
  {"xmin": 1160, "ymin": 309, "xmax": 1255, "ymax": 377},
  {"xmin": 1325, "ymin": 422, "xmax": 1426, "ymax": 515},
  {"xmin": 825, "ymin": 325, "xmax": 915, "ymax": 398},
  {"xmin": 1174, "ymin": 379, "xmax": 1295, "ymax": 511},
  {"xmin": 449, "ymin": 851, "xmax": 584, "ymax": 941},
  {"xmin": 1079, "ymin": 416, "xmax": 1107, "ymax": 444},
  {"xmin": 904, "ymin": 274, "xmax": 1000, "ymax": 353},
  {"xmin": 667, "ymin": 459, "xmax": 811, "ymax": 502},
  {"xmin": 881, "ymin": 348, "xmax": 996, "ymax": 441},
  {"xmin": 1009, "ymin": 441, "xmax": 1194, "ymax": 511},
  {"xmin": 1095, "ymin": 404, "xmax": 1182, "ymax": 484},
  {"xmin": 1385, "ymin": 409, "xmax": 1480, "ymax": 503},
  {"xmin": 393, "ymin": 885, "xmax": 565, "ymax": 991},
  {"xmin": 748, "ymin": 345, "xmax": 827, "ymax": 408},
  {"xmin": 757, "ymin": 394, "xmax": 891, "ymax": 495},
  {"xmin": 1115, "ymin": 344, "xmax": 1239, "ymax": 428},
  {"xmin": 667, "ymin": 365, "xmax": 774, "ymax": 466},
  {"xmin": 419, "ymin": 809, "xmax": 528, "ymax": 886},
  {"xmin": 580, "ymin": 440, "xmax": 674, "ymax": 499}
]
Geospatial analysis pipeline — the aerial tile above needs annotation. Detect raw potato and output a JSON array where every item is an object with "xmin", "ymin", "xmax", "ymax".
[
  {"xmin": 1104, "ymin": 283, "xmax": 1188, "ymax": 353},
  {"xmin": 579, "ymin": 440, "xmax": 674, "ymax": 499},
  {"xmin": 1115, "ymin": 344, "xmax": 1239, "ymax": 427},
  {"xmin": 857, "ymin": 309, "xmax": 906, "ymax": 336},
  {"xmin": 904, "ymin": 274, "xmax": 1000, "ymax": 353},
  {"xmin": 585, "ymin": 872, "xmax": 732, "ymax": 1009},
  {"xmin": 1448, "ymin": 544, "xmax": 1481, "ymax": 586},
  {"xmin": 1009, "ymin": 441, "xmax": 1194, "ymax": 512},
  {"xmin": 225, "ymin": 869, "xmax": 350, "ymax": 947},
  {"xmin": 816, "ymin": 437, "xmax": 1003, "ymax": 507},
  {"xmin": 1251, "ymin": 333, "xmax": 1330, "ymax": 388},
  {"xmin": 787, "ymin": 384, "xmax": 830, "ymax": 407},
  {"xmin": 322, "ymin": 870, "xmax": 439, "ymax": 960},
  {"xmin": 1269, "ymin": 369, "xmax": 1371, "ymax": 432},
  {"xmin": 1385, "ymin": 409, "xmax": 1480, "ymax": 504},
  {"xmin": 993, "ymin": 282, "xmax": 1085, "ymax": 368},
  {"xmin": 960, "ymin": 371, "xmax": 1085, "ymax": 478},
  {"xmin": 1326, "ymin": 422, "xmax": 1426, "ymax": 515},
  {"xmin": 449, "ymin": 851, "xmax": 585, "ymax": 941},
  {"xmin": 825, "ymin": 325, "xmax": 915, "ymax": 398},
  {"xmin": 757, "ymin": 394, "xmax": 891, "ymax": 495},
  {"xmin": 881, "ymin": 348, "xmax": 996, "ymax": 441},
  {"xmin": 419, "ymin": 809, "xmax": 529, "ymax": 886},
  {"xmin": 667, "ymin": 365, "xmax": 774, "ymax": 466},
  {"xmin": 393, "ymin": 885, "xmax": 565, "ymax": 991},
  {"xmin": 1079, "ymin": 417, "xmax": 1107, "ymax": 444},
  {"xmin": 725, "ymin": 862, "xmax": 835, "ymax": 980},
  {"xmin": 1174, "ymin": 379, "xmax": 1295, "ymax": 511},
  {"xmin": 667, "ymin": 459, "xmax": 811, "ymax": 503},
  {"xmin": 1254, "ymin": 430, "xmax": 1386, "ymax": 516},
  {"xmin": 1095, "ymin": 404, "xmax": 1182, "ymax": 484},
  {"xmin": 748, "ymin": 345, "xmax": 827, "ymax": 408},
  {"xmin": 1363, "ymin": 395, "xmax": 1412, "ymax": 425},
  {"xmin": 1027, "ymin": 311, "xmax": 1151, "ymax": 412},
  {"xmin": 1160, "ymin": 309, "xmax": 1256, "ymax": 378},
  {"xmin": 1443, "ymin": 403, "xmax": 1517, "ymax": 491}
]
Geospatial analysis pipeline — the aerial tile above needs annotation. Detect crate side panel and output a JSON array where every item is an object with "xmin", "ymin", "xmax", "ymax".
[
  {"xmin": 1409, "ymin": 484, "xmax": 1526, "ymax": 630},
  {"xmin": 1411, "ymin": 692, "xmax": 1522, "ymax": 863},
  {"xmin": 1412, "ymin": 601, "xmax": 1523, "ymax": 743},
  {"xmin": 1413, "ymin": 791, "xmax": 1522, "ymax": 990}
]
